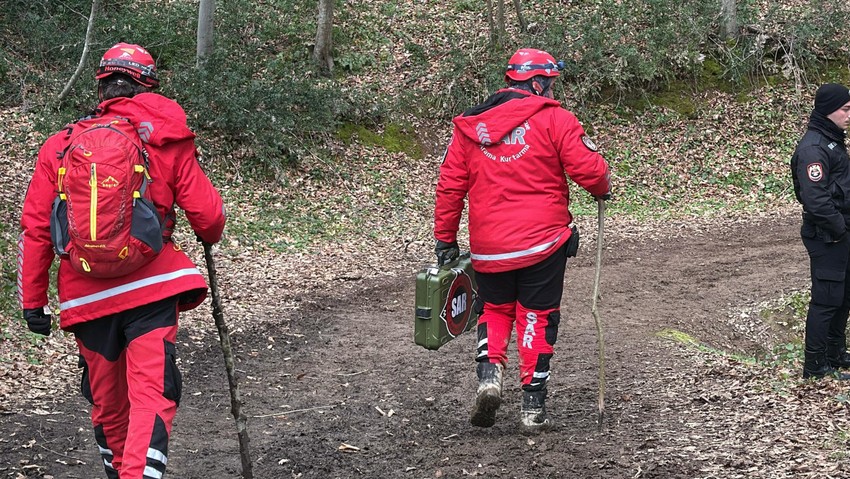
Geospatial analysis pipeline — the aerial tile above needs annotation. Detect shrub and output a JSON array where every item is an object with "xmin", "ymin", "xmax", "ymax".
[
  {"xmin": 718, "ymin": 0, "xmax": 850, "ymax": 85},
  {"xmin": 2, "ymin": 0, "xmax": 849, "ymax": 165}
]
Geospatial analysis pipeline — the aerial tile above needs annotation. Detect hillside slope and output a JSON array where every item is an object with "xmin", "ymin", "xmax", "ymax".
[{"xmin": 1, "ymin": 1, "xmax": 849, "ymax": 477}]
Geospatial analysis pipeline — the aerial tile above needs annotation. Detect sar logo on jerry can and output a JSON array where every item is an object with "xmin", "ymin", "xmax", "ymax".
[{"xmin": 440, "ymin": 270, "xmax": 476, "ymax": 337}]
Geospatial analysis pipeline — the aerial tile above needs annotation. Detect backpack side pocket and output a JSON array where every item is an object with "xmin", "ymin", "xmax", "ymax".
[{"xmin": 49, "ymin": 197, "xmax": 70, "ymax": 256}]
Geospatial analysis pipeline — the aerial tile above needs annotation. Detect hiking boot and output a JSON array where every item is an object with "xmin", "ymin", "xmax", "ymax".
[
  {"xmin": 519, "ymin": 390, "xmax": 552, "ymax": 435},
  {"xmin": 803, "ymin": 351, "xmax": 850, "ymax": 379},
  {"xmin": 827, "ymin": 343, "xmax": 850, "ymax": 369},
  {"xmin": 469, "ymin": 362, "xmax": 503, "ymax": 427}
]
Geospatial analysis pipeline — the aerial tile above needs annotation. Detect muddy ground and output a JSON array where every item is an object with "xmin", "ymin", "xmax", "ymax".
[{"xmin": 4, "ymin": 211, "xmax": 850, "ymax": 479}]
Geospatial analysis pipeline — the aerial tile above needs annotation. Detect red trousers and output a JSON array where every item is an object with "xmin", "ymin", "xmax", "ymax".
[
  {"xmin": 474, "ymin": 243, "xmax": 567, "ymax": 391},
  {"xmin": 72, "ymin": 297, "xmax": 182, "ymax": 479}
]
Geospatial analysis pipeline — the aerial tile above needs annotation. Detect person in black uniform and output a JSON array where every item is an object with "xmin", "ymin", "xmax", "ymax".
[{"xmin": 792, "ymin": 83, "xmax": 850, "ymax": 379}]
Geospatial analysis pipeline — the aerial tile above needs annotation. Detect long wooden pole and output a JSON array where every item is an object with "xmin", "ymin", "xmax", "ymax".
[
  {"xmin": 203, "ymin": 243, "xmax": 253, "ymax": 478},
  {"xmin": 591, "ymin": 199, "xmax": 606, "ymax": 429}
]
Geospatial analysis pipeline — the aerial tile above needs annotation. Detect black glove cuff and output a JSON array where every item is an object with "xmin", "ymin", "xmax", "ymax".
[{"xmin": 435, "ymin": 240, "xmax": 459, "ymax": 250}]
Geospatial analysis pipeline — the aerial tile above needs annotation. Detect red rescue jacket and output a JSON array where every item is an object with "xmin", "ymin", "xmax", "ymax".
[
  {"xmin": 435, "ymin": 89, "xmax": 610, "ymax": 273},
  {"xmin": 19, "ymin": 93, "xmax": 226, "ymax": 328}
]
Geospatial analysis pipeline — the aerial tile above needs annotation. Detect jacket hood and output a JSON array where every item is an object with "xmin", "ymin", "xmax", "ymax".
[
  {"xmin": 452, "ymin": 89, "xmax": 560, "ymax": 146},
  {"xmin": 97, "ymin": 92, "xmax": 195, "ymax": 146}
]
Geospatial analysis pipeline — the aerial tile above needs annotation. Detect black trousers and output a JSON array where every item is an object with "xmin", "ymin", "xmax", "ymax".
[
  {"xmin": 475, "ymin": 242, "xmax": 569, "ymax": 310},
  {"xmin": 802, "ymin": 234, "xmax": 850, "ymax": 354},
  {"xmin": 473, "ymin": 243, "xmax": 569, "ymax": 390}
]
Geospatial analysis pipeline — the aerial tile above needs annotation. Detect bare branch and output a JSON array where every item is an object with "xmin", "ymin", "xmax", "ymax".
[{"xmin": 58, "ymin": 0, "xmax": 100, "ymax": 102}]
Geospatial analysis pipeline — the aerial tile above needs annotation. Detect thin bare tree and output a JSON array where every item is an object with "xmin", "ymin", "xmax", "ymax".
[
  {"xmin": 197, "ymin": 0, "xmax": 215, "ymax": 68},
  {"xmin": 495, "ymin": 0, "xmax": 505, "ymax": 39},
  {"xmin": 485, "ymin": 0, "xmax": 496, "ymax": 42},
  {"xmin": 59, "ymin": 0, "xmax": 100, "ymax": 101},
  {"xmin": 486, "ymin": 0, "xmax": 525, "ymax": 44},
  {"xmin": 720, "ymin": 0, "xmax": 738, "ymax": 40},
  {"xmin": 313, "ymin": 0, "xmax": 334, "ymax": 76},
  {"xmin": 512, "ymin": 0, "xmax": 528, "ymax": 33}
]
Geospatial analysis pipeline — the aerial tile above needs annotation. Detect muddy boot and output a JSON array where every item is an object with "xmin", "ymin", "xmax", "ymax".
[
  {"xmin": 519, "ymin": 390, "xmax": 552, "ymax": 434},
  {"xmin": 469, "ymin": 362, "xmax": 503, "ymax": 427},
  {"xmin": 803, "ymin": 350, "xmax": 850, "ymax": 379},
  {"xmin": 827, "ymin": 342, "xmax": 850, "ymax": 369}
]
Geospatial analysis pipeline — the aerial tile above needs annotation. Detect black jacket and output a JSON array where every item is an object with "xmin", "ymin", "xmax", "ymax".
[{"xmin": 792, "ymin": 112, "xmax": 850, "ymax": 241}]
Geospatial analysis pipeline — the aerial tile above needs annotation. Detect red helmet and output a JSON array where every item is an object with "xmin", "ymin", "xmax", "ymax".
[
  {"xmin": 505, "ymin": 48, "xmax": 561, "ymax": 82},
  {"xmin": 95, "ymin": 43, "xmax": 159, "ymax": 88}
]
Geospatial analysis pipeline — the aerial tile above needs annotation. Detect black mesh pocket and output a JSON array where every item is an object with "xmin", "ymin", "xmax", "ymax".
[
  {"xmin": 131, "ymin": 197, "xmax": 164, "ymax": 253},
  {"xmin": 49, "ymin": 197, "xmax": 70, "ymax": 255}
]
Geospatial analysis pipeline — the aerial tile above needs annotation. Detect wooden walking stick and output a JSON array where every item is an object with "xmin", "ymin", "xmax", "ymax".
[
  {"xmin": 203, "ymin": 243, "xmax": 254, "ymax": 479},
  {"xmin": 591, "ymin": 199, "xmax": 606, "ymax": 429}
]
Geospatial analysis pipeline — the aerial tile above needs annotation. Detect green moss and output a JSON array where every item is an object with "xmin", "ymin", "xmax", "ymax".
[
  {"xmin": 603, "ymin": 58, "xmax": 759, "ymax": 117},
  {"xmin": 454, "ymin": 0, "xmax": 481, "ymax": 13},
  {"xmin": 337, "ymin": 122, "xmax": 424, "ymax": 159},
  {"xmin": 607, "ymin": 82, "xmax": 697, "ymax": 119},
  {"xmin": 656, "ymin": 328, "xmax": 699, "ymax": 345},
  {"xmin": 652, "ymin": 84, "xmax": 698, "ymax": 117},
  {"xmin": 698, "ymin": 58, "xmax": 736, "ymax": 93},
  {"xmin": 818, "ymin": 63, "xmax": 850, "ymax": 85},
  {"xmin": 735, "ymin": 90, "xmax": 754, "ymax": 103}
]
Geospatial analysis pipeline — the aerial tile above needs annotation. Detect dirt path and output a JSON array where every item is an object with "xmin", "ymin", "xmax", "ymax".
[{"xmin": 5, "ymin": 211, "xmax": 850, "ymax": 479}]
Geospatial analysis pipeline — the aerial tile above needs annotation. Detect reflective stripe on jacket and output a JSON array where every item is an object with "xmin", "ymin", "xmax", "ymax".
[
  {"xmin": 19, "ymin": 93, "xmax": 226, "ymax": 328},
  {"xmin": 435, "ymin": 89, "xmax": 610, "ymax": 273}
]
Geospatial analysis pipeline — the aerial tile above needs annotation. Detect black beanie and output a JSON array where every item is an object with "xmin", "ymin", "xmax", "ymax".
[{"xmin": 814, "ymin": 83, "xmax": 850, "ymax": 115}]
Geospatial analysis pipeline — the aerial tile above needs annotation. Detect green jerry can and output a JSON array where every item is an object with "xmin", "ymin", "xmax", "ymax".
[{"xmin": 414, "ymin": 252, "xmax": 479, "ymax": 350}]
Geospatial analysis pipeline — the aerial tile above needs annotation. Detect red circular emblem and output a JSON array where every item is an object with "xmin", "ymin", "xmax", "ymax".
[{"xmin": 441, "ymin": 272, "xmax": 474, "ymax": 337}]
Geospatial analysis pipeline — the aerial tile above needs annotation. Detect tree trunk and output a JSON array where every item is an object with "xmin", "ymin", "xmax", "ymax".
[
  {"xmin": 485, "ymin": 0, "xmax": 495, "ymax": 44},
  {"xmin": 59, "ymin": 0, "xmax": 100, "ymax": 101},
  {"xmin": 313, "ymin": 0, "xmax": 334, "ymax": 76},
  {"xmin": 496, "ymin": 0, "xmax": 505, "ymax": 44},
  {"xmin": 512, "ymin": 0, "xmax": 527, "ymax": 33},
  {"xmin": 486, "ymin": 0, "xmax": 507, "ymax": 45},
  {"xmin": 720, "ymin": 0, "xmax": 737, "ymax": 40},
  {"xmin": 197, "ymin": 0, "xmax": 215, "ymax": 68}
]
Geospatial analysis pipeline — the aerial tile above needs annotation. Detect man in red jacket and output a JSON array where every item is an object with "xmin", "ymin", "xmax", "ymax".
[
  {"xmin": 434, "ymin": 48, "xmax": 611, "ymax": 434},
  {"xmin": 18, "ymin": 43, "xmax": 226, "ymax": 478}
]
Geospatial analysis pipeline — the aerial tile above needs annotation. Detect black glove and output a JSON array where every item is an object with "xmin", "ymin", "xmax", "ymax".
[
  {"xmin": 435, "ymin": 240, "xmax": 460, "ymax": 266},
  {"xmin": 23, "ymin": 308, "xmax": 52, "ymax": 336},
  {"xmin": 594, "ymin": 192, "xmax": 612, "ymax": 201}
]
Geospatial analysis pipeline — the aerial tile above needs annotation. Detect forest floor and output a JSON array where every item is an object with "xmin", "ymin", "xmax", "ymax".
[
  {"xmin": 3, "ymin": 206, "xmax": 850, "ymax": 479},
  {"xmin": 4, "ymin": 0, "xmax": 850, "ymax": 475}
]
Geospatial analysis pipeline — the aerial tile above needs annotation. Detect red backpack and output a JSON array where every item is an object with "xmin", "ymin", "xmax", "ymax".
[{"xmin": 50, "ymin": 116, "xmax": 164, "ymax": 278}]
